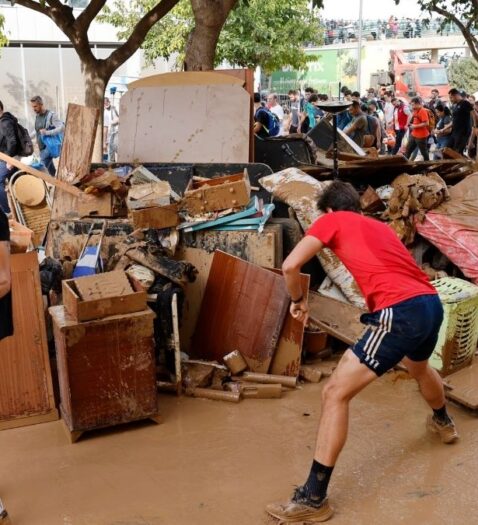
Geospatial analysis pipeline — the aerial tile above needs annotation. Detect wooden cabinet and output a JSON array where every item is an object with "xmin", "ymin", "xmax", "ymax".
[
  {"xmin": 49, "ymin": 306, "xmax": 160, "ymax": 442},
  {"xmin": 0, "ymin": 252, "xmax": 58, "ymax": 430}
]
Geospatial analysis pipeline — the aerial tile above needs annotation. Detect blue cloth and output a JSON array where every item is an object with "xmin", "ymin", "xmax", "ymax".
[
  {"xmin": 337, "ymin": 111, "xmax": 352, "ymax": 130},
  {"xmin": 40, "ymin": 147, "xmax": 56, "ymax": 177},
  {"xmin": 352, "ymin": 294, "xmax": 443, "ymax": 376},
  {"xmin": 0, "ymin": 161, "xmax": 15, "ymax": 213}
]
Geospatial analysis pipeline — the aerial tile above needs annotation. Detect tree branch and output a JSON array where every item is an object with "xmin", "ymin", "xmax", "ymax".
[
  {"xmin": 15, "ymin": 0, "xmax": 48, "ymax": 16},
  {"xmin": 75, "ymin": 0, "xmax": 107, "ymax": 34},
  {"xmin": 432, "ymin": 4, "xmax": 478, "ymax": 62},
  {"xmin": 105, "ymin": 0, "xmax": 180, "ymax": 77}
]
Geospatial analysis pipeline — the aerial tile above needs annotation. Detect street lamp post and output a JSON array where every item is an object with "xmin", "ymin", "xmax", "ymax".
[{"xmin": 356, "ymin": 0, "xmax": 364, "ymax": 93}]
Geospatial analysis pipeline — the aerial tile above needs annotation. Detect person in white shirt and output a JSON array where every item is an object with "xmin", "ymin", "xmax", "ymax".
[
  {"xmin": 383, "ymin": 92, "xmax": 395, "ymax": 130},
  {"xmin": 267, "ymin": 93, "xmax": 285, "ymax": 134}
]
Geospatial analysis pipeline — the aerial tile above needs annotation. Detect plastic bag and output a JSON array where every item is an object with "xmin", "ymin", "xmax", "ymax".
[{"xmin": 43, "ymin": 133, "xmax": 63, "ymax": 158}]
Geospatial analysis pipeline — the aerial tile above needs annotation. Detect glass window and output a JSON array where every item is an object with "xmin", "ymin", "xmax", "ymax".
[{"xmin": 417, "ymin": 68, "xmax": 448, "ymax": 86}]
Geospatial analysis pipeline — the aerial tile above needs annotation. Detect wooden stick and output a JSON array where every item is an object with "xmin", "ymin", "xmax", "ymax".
[
  {"xmin": 190, "ymin": 388, "xmax": 241, "ymax": 403},
  {"xmin": 171, "ymin": 293, "xmax": 182, "ymax": 396},
  {"xmin": 0, "ymin": 151, "xmax": 83, "ymax": 198},
  {"xmin": 240, "ymin": 372, "xmax": 297, "ymax": 388}
]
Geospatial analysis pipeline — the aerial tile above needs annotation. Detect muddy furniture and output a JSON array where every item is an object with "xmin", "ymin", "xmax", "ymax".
[
  {"xmin": 0, "ymin": 252, "xmax": 58, "ymax": 430},
  {"xmin": 49, "ymin": 306, "xmax": 160, "ymax": 443}
]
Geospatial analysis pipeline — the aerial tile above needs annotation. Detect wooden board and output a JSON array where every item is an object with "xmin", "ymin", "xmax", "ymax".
[
  {"xmin": 308, "ymin": 291, "xmax": 366, "ymax": 346},
  {"xmin": 51, "ymin": 103, "xmax": 99, "ymax": 219},
  {"xmin": 268, "ymin": 270, "xmax": 310, "ymax": 377},
  {"xmin": 118, "ymin": 84, "xmax": 250, "ymax": 164},
  {"xmin": 50, "ymin": 306, "xmax": 158, "ymax": 433},
  {"xmin": 131, "ymin": 205, "xmax": 179, "ymax": 229},
  {"xmin": 0, "ymin": 252, "xmax": 58, "ymax": 429},
  {"xmin": 177, "ymin": 225, "xmax": 283, "ymax": 353},
  {"xmin": 192, "ymin": 251, "xmax": 289, "ymax": 372},
  {"xmin": 444, "ymin": 363, "xmax": 478, "ymax": 409},
  {"xmin": 128, "ymin": 71, "xmax": 245, "ymax": 89}
]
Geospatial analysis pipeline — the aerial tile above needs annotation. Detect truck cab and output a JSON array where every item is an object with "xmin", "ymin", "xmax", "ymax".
[{"xmin": 391, "ymin": 50, "xmax": 449, "ymax": 101}]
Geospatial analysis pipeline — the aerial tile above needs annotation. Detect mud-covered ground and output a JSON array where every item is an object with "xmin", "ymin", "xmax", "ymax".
[{"xmin": 0, "ymin": 371, "xmax": 475, "ymax": 524}]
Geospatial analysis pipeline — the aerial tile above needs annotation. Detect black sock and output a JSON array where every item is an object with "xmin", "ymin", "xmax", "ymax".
[
  {"xmin": 303, "ymin": 460, "xmax": 334, "ymax": 503},
  {"xmin": 433, "ymin": 405, "xmax": 451, "ymax": 424}
]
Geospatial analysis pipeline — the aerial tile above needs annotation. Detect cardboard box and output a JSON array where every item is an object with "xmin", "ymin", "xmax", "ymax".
[
  {"xmin": 78, "ymin": 192, "xmax": 114, "ymax": 217},
  {"xmin": 62, "ymin": 271, "xmax": 147, "ymax": 322},
  {"xmin": 182, "ymin": 171, "xmax": 251, "ymax": 215},
  {"xmin": 127, "ymin": 181, "xmax": 171, "ymax": 210},
  {"xmin": 131, "ymin": 204, "xmax": 179, "ymax": 229}
]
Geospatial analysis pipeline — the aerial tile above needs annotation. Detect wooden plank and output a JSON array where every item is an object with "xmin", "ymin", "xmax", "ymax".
[
  {"xmin": 0, "ymin": 253, "xmax": 58, "ymax": 429},
  {"xmin": 0, "ymin": 409, "xmax": 59, "ymax": 431},
  {"xmin": 51, "ymin": 103, "xmax": 99, "ymax": 219},
  {"xmin": 57, "ymin": 103, "xmax": 99, "ymax": 185},
  {"xmin": 177, "ymin": 226, "xmax": 282, "ymax": 353},
  {"xmin": 0, "ymin": 151, "xmax": 82, "ymax": 198},
  {"xmin": 268, "ymin": 269, "xmax": 310, "ymax": 377},
  {"xmin": 73, "ymin": 270, "xmax": 133, "ymax": 302},
  {"xmin": 308, "ymin": 291, "xmax": 366, "ymax": 346},
  {"xmin": 444, "ymin": 364, "xmax": 478, "ymax": 409},
  {"xmin": 191, "ymin": 251, "xmax": 289, "ymax": 372}
]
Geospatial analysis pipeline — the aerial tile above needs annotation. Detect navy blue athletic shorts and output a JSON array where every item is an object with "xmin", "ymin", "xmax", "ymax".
[{"xmin": 352, "ymin": 294, "xmax": 444, "ymax": 376}]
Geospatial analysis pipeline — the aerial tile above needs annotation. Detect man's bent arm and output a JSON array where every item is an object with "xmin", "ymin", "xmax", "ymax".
[{"xmin": 282, "ymin": 236, "xmax": 324, "ymax": 299}]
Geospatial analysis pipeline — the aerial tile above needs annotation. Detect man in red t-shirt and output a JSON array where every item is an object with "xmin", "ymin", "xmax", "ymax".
[
  {"xmin": 266, "ymin": 181, "xmax": 458, "ymax": 524},
  {"xmin": 405, "ymin": 96, "xmax": 430, "ymax": 161}
]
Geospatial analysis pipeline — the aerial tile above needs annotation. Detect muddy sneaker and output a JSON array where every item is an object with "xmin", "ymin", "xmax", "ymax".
[
  {"xmin": 427, "ymin": 414, "xmax": 459, "ymax": 444},
  {"xmin": 266, "ymin": 486, "xmax": 333, "ymax": 523}
]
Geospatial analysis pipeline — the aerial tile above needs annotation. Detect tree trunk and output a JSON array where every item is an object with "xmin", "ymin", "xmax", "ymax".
[
  {"xmin": 83, "ymin": 62, "xmax": 111, "ymax": 163},
  {"xmin": 184, "ymin": 0, "xmax": 239, "ymax": 71}
]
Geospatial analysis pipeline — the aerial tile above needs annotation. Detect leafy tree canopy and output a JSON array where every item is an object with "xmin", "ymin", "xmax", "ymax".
[
  {"xmin": 395, "ymin": 0, "xmax": 478, "ymax": 61},
  {"xmin": 448, "ymin": 58, "xmax": 478, "ymax": 95},
  {"xmin": 0, "ymin": 14, "xmax": 8, "ymax": 51},
  {"xmin": 100, "ymin": 0, "xmax": 323, "ymax": 73}
]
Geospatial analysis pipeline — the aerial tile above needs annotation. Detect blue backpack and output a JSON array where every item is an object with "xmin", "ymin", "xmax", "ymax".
[{"xmin": 256, "ymin": 107, "xmax": 280, "ymax": 137}]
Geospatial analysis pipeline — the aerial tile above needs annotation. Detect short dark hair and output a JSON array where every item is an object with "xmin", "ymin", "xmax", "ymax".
[
  {"xmin": 253, "ymin": 92, "xmax": 261, "ymax": 103},
  {"xmin": 448, "ymin": 88, "xmax": 460, "ymax": 96},
  {"xmin": 0, "ymin": 101, "xmax": 3, "ymax": 112},
  {"xmin": 309, "ymin": 93, "xmax": 319, "ymax": 103},
  {"xmin": 305, "ymin": 87, "xmax": 315, "ymax": 93},
  {"xmin": 288, "ymin": 89, "xmax": 298, "ymax": 95},
  {"xmin": 411, "ymin": 96, "xmax": 422, "ymax": 104},
  {"xmin": 351, "ymin": 91, "xmax": 360, "ymax": 98},
  {"xmin": 30, "ymin": 95, "xmax": 43, "ymax": 104},
  {"xmin": 318, "ymin": 181, "xmax": 361, "ymax": 213}
]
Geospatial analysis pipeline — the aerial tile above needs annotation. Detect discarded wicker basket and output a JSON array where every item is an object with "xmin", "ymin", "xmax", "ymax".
[{"xmin": 430, "ymin": 277, "xmax": 478, "ymax": 376}]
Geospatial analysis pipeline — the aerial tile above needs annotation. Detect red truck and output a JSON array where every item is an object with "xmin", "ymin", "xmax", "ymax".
[{"xmin": 373, "ymin": 50, "xmax": 450, "ymax": 101}]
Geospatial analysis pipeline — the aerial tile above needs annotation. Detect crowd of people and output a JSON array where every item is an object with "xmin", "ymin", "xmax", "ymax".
[
  {"xmin": 0, "ymin": 96, "xmax": 64, "ymax": 213},
  {"xmin": 254, "ymin": 85, "xmax": 478, "ymax": 162},
  {"xmin": 322, "ymin": 16, "xmax": 462, "ymax": 45}
]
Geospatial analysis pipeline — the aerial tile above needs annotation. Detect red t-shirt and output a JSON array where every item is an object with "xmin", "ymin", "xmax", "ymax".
[{"xmin": 307, "ymin": 211, "xmax": 436, "ymax": 312}]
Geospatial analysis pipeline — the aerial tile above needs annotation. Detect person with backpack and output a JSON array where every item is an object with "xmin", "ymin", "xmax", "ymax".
[
  {"xmin": 253, "ymin": 93, "xmax": 280, "ymax": 138},
  {"xmin": 405, "ymin": 96, "xmax": 430, "ymax": 161},
  {"xmin": 0, "ymin": 101, "xmax": 20, "ymax": 213},
  {"xmin": 343, "ymin": 101, "xmax": 368, "ymax": 147},
  {"xmin": 30, "ymin": 95, "xmax": 64, "ymax": 176}
]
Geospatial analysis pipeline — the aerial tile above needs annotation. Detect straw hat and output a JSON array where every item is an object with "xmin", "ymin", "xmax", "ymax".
[{"xmin": 13, "ymin": 175, "xmax": 46, "ymax": 206}]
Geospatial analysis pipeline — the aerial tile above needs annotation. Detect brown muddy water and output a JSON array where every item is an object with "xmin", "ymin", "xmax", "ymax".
[{"xmin": 0, "ymin": 371, "xmax": 475, "ymax": 524}]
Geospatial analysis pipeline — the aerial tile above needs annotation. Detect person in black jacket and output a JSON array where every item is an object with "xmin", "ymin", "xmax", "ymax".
[
  {"xmin": 0, "ymin": 209, "xmax": 13, "ymax": 522},
  {"xmin": 0, "ymin": 101, "xmax": 19, "ymax": 213}
]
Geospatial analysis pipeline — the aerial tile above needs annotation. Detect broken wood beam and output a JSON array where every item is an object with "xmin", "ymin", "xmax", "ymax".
[
  {"xmin": 0, "ymin": 151, "xmax": 84, "ymax": 198},
  {"xmin": 240, "ymin": 372, "xmax": 297, "ymax": 388},
  {"xmin": 189, "ymin": 388, "xmax": 241, "ymax": 403}
]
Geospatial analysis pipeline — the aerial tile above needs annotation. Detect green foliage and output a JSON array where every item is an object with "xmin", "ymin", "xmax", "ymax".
[
  {"xmin": 395, "ymin": 0, "xmax": 478, "ymax": 56},
  {"xmin": 100, "ymin": 0, "xmax": 323, "ymax": 72},
  {"xmin": 217, "ymin": 0, "xmax": 323, "ymax": 73},
  {"xmin": 448, "ymin": 58, "xmax": 478, "ymax": 94},
  {"xmin": 0, "ymin": 14, "xmax": 8, "ymax": 52}
]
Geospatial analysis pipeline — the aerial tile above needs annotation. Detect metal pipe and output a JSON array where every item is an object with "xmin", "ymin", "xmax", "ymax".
[{"xmin": 333, "ymin": 113, "xmax": 339, "ymax": 179}]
